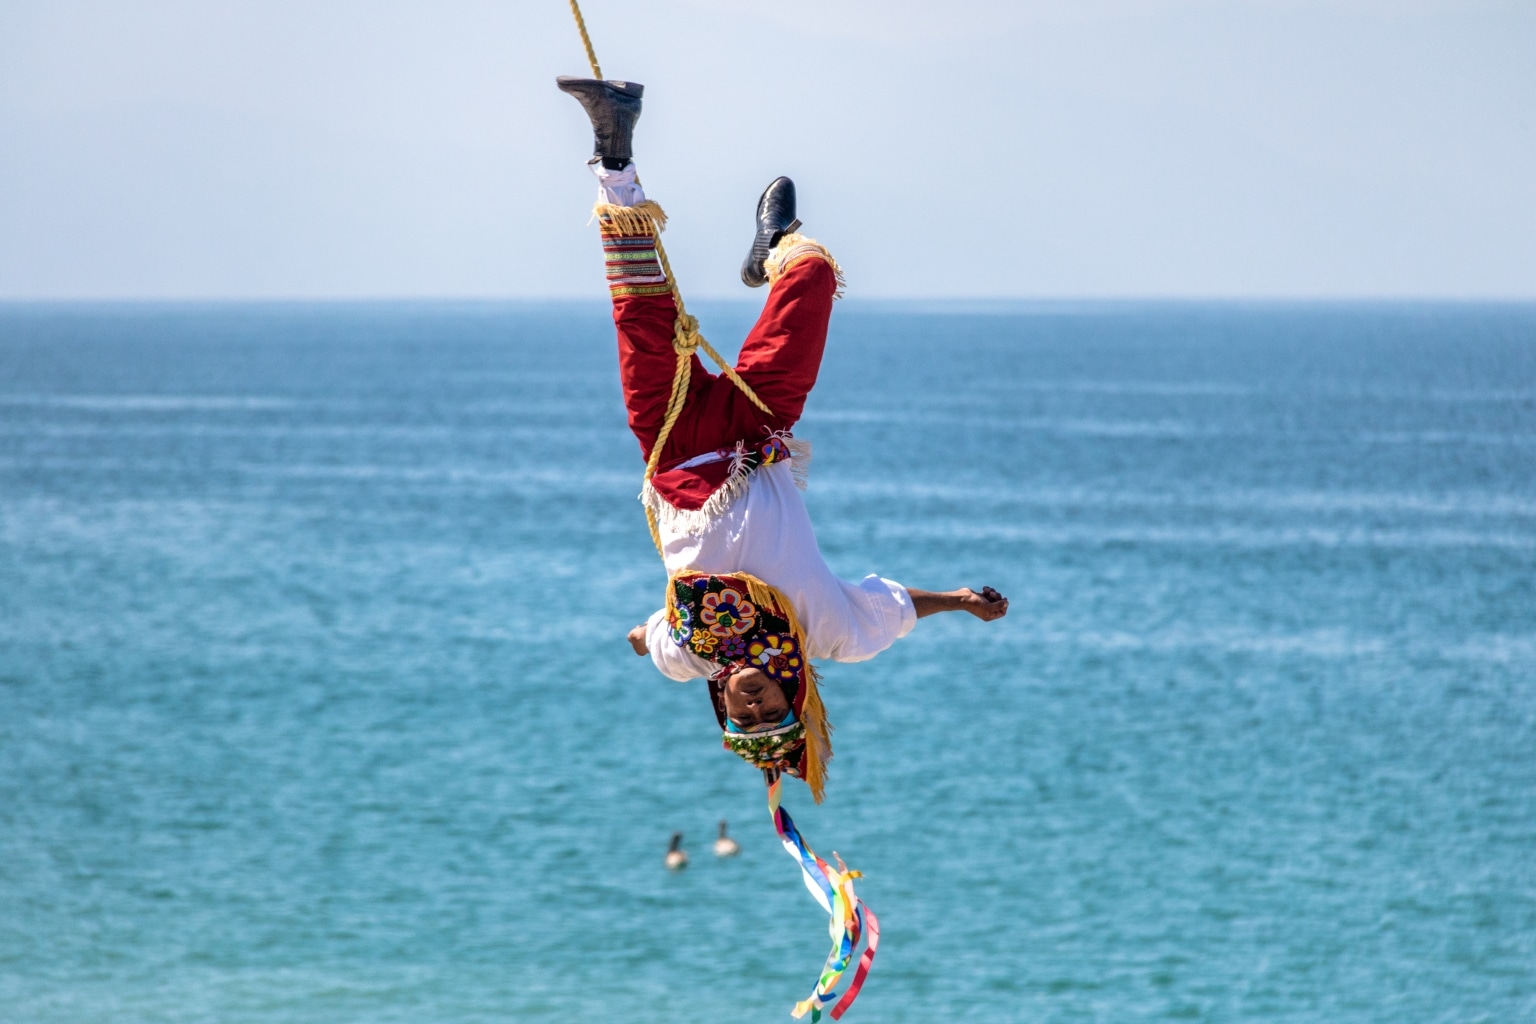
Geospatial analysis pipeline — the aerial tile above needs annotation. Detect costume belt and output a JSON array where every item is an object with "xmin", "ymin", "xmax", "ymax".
[{"xmin": 664, "ymin": 431, "xmax": 794, "ymax": 477}]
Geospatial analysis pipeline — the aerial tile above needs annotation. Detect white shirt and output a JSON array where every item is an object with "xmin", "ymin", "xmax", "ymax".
[{"xmin": 645, "ymin": 462, "xmax": 916, "ymax": 681}]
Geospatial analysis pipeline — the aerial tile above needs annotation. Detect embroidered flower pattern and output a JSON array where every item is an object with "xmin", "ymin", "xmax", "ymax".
[
  {"xmin": 667, "ymin": 603, "xmax": 692, "ymax": 647},
  {"xmin": 747, "ymin": 633, "xmax": 802, "ymax": 683},
  {"xmin": 700, "ymin": 588, "xmax": 756, "ymax": 638},
  {"xmin": 759, "ymin": 435, "xmax": 791, "ymax": 464},
  {"xmin": 673, "ymin": 576, "xmax": 794, "ymax": 672}
]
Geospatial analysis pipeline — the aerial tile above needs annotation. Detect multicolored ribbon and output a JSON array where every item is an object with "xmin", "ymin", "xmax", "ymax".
[{"xmin": 767, "ymin": 775, "xmax": 880, "ymax": 1021}]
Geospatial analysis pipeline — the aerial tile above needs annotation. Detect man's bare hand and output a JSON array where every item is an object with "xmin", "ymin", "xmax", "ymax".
[
  {"xmin": 627, "ymin": 623, "xmax": 649, "ymax": 656},
  {"xmin": 960, "ymin": 586, "xmax": 1009, "ymax": 621},
  {"xmin": 909, "ymin": 585, "xmax": 1010, "ymax": 620}
]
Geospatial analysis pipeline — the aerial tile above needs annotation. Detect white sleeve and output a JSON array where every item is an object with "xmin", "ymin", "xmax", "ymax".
[
  {"xmin": 817, "ymin": 575, "xmax": 918, "ymax": 663},
  {"xmin": 645, "ymin": 607, "xmax": 713, "ymax": 681}
]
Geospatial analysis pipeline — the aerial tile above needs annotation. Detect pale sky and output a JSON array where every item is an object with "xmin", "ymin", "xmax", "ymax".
[{"xmin": 1, "ymin": 0, "xmax": 1532, "ymax": 299}]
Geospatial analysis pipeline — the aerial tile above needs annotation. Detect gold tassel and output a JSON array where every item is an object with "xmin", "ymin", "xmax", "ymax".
[
  {"xmin": 764, "ymin": 233, "xmax": 846, "ymax": 300},
  {"xmin": 593, "ymin": 199, "xmax": 668, "ymax": 237},
  {"xmin": 797, "ymin": 663, "xmax": 831, "ymax": 803},
  {"xmin": 664, "ymin": 573, "xmax": 679, "ymax": 625}
]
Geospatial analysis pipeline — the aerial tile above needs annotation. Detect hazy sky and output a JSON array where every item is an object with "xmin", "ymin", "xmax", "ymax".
[{"xmin": 1, "ymin": 0, "xmax": 1532, "ymax": 299}]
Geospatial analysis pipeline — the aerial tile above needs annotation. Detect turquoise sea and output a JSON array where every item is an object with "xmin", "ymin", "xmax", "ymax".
[{"xmin": 2, "ymin": 301, "xmax": 1534, "ymax": 1022}]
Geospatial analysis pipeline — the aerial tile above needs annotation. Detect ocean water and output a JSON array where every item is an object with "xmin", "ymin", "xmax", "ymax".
[{"xmin": 1, "ymin": 300, "xmax": 1534, "ymax": 1023}]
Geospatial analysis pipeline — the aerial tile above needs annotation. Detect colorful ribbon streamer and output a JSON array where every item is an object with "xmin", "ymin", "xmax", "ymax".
[{"xmin": 767, "ymin": 777, "xmax": 880, "ymax": 1021}]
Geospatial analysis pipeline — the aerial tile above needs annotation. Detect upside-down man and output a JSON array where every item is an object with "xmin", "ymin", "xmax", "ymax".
[{"xmin": 559, "ymin": 75, "xmax": 1008, "ymax": 800}]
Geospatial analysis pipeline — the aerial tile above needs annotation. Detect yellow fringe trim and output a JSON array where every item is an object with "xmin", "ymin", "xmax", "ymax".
[
  {"xmin": 764, "ymin": 233, "xmax": 846, "ymax": 300},
  {"xmin": 667, "ymin": 569, "xmax": 833, "ymax": 803},
  {"xmin": 593, "ymin": 199, "xmax": 668, "ymax": 237}
]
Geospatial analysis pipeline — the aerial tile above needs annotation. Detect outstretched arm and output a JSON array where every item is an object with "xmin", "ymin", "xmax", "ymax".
[
  {"xmin": 627, "ymin": 610, "xmax": 711, "ymax": 681},
  {"xmin": 907, "ymin": 586, "xmax": 1009, "ymax": 622}
]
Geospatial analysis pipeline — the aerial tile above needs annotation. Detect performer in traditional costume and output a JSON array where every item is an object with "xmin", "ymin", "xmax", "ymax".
[{"xmin": 558, "ymin": 75, "xmax": 1007, "ymax": 1020}]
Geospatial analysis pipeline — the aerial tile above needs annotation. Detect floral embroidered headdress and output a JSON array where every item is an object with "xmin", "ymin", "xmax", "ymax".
[{"xmin": 665, "ymin": 570, "xmax": 833, "ymax": 801}]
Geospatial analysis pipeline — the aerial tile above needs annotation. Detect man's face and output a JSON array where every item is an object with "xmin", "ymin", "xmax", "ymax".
[{"xmin": 721, "ymin": 667, "xmax": 791, "ymax": 730}]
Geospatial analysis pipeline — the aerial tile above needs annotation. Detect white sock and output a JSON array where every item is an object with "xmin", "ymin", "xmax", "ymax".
[{"xmin": 590, "ymin": 160, "xmax": 645, "ymax": 207}]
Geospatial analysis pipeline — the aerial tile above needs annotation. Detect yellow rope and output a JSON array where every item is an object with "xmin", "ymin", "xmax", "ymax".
[
  {"xmin": 635, "ymin": 211, "xmax": 775, "ymax": 555},
  {"xmin": 568, "ymin": 0, "xmax": 777, "ymax": 557},
  {"xmin": 567, "ymin": 0, "xmax": 603, "ymax": 79}
]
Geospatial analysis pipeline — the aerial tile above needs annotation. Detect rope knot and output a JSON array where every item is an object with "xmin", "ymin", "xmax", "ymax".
[{"xmin": 673, "ymin": 313, "xmax": 702, "ymax": 353}]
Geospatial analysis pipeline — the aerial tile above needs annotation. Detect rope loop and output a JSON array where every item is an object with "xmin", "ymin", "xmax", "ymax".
[{"xmin": 674, "ymin": 313, "xmax": 702, "ymax": 353}]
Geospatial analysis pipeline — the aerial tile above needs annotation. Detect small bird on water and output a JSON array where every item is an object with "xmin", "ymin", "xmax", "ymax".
[
  {"xmin": 664, "ymin": 831, "xmax": 688, "ymax": 870},
  {"xmin": 713, "ymin": 820, "xmax": 741, "ymax": 857}
]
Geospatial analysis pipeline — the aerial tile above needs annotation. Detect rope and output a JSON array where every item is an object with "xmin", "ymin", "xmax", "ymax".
[
  {"xmin": 567, "ymin": 0, "xmax": 603, "ymax": 79},
  {"xmin": 567, "ymin": 0, "xmax": 776, "ymax": 557}
]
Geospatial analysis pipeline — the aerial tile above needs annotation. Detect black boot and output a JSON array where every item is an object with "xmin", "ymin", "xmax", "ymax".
[
  {"xmin": 741, "ymin": 177, "xmax": 802, "ymax": 288},
  {"xmin": 555, "ymin": 76, "xmax": 644, "ymax": 170}
]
